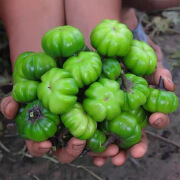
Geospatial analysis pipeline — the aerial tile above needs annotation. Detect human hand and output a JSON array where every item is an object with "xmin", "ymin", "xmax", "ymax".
[
  {"xmin": 88, "ymin": 130, "xmax": 148, "ymax": 167},
  {"xmin": 90, "ymin": 62, "xmax": 175, "ymax": 167},
  {"xmin": 145, "ymin": 67, "xmax": 174, "ymax": 129},
  {"xmin": 0, "ymin": 95, "xmax": 147, "ymax": 166},
  {"xmin": 0, "ymin": 65, "xmax": 175, "ymax": 166},
  {"xmin": 26, "ymin": 137, "xmax": 86, "ymax": 163},
  {"xmin": 0, "ymin": 96, "xmax": 86, "ymax": 163},
  {"xmin": 146, "ymin": 36, "xmax": 175, "ymax": 129}
]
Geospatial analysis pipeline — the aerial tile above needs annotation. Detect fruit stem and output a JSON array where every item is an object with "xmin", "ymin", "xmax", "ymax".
[
  {"xmin": 158, "ymin": 76, "xmax": 167, "ymax": 91},
  {"xmin": 57, "ymin": 128, "xmax": 70, "ymax": 147},
  {"xmin": 103, "ymin": 133, "xmax": 121, "ymax": 147},
  {"xmin": 79, "ymin": 148, "xmax": 90, "ymax": 157},
  {"xmin": 120, "ymin": 71, "xmax": 134, "ymax": 92},
  {"xmin": 49, "ymin": 127, "xmax": 71, "ymax": 148}
]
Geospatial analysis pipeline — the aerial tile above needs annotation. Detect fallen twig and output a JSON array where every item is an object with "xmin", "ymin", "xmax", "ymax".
[
  {"xmin": 42, "ymin": 155, "xmax": 103, "ymax": 180},
  {"xmin": 164, "ymin": 7, "xmax": 180, "ymax": 11},
  {"xmin": 4, "ymin": 133, "xmax": 18, "ymax": 138},
  {"xmin": 68, "ymin": 163, "xmax": 103, "ymax": 180},
  {"xmin": 167, "ymin": 29, "xmax": 180, "ymax": 34},
  {"xmin": 0, "ymin": 143, "xmax": 102, "ymax": 179},
  {"xmin": 13, "ymin": 145, "xmax": 26, "ymax": 155},
  {"xmin": 42, "ymin": 154, "xmax": 59, "ymax": 164},
  {"xmin": 128, "ymin": 156, "xmax": 146, "ymax": 171},
  {"xmin": 7, "ymin": 157, "xmax": 17, "ymax": 162},
  {"xmin": 0, "ymin": 140, "xmax": 11, "ymax": 152},
  {"xmin": 32, "ymin": 175, "xmax": 40, "ymax": 180},
  {"xmin": 23, "ymin": 152, "xmax": 33, "ymax": 158},
  {"xmin": 27, "ymin": 173, "xmax": 40, "ymax": 180},
  {"xmin": 145, "ymin": 130, "xmax": 180, "ymax": 148}
]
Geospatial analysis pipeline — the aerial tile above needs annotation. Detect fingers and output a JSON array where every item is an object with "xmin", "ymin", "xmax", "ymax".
[
  {"xmin": 55, "ymin": 137, "xmax": 86, "ymax": 163},
  {"xmin": 110, "ymin": 150, "xmax": 127, "ymax": 166},
  {"xmin": 88, "ymin": 144, "xmax": 119, "ymax": 157},
  {"xmin": 149, "ymin": 113, "xmax": 169, "ymax": 129},
  {"xmin": 145, "ymin": 68, "xmax": 175, "ymax": 91},
  {"xmin": 147, "ymin": 37, "xmax": 163, "ymax": 63},
  {"xmin": 129, "ymin": 130, "xmax": 148, "ymax": 159},
  {"xmin": 26, "ymin": 139, "xmax": 52, "ymax": 157},
  {"xmin": 92, "ymin": 147, "xmax": 126, "ymax": 167},
  {"xmin": 146, "ymin": 37, "xmax": 175, "ymax": 91},
  {"xmin": 0, "ymin": 96, "xmax": 19, "ymax": 119},
  {"xmin": 91, "ymin": 132, "xmax": 148, "ymax": 166},
  {"xmin": 93, "ymin": 157, "xmax": 107, "ymax": 167}
]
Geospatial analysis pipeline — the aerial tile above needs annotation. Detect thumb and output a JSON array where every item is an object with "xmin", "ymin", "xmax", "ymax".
[
  {"xmin": 55, "ymin": 137, "xmax": 86, "ymax": 163},
  {"xmin": 145, "ymin": 68, "xmax": 175, "ymax": 91},
  {"xmin": 0, "ymin": 96, "xmax": 19, "ymax": 119}
]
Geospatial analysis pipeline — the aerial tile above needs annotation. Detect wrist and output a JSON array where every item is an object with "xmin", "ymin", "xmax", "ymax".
[{"xmin": 120, "ymin": 8, "xmax": 138, "ymax": 31}]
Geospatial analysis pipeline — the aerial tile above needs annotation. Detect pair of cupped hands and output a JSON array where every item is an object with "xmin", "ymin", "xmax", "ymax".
[{"xmin": 0, "ymin": 45, "xmax": 175, "ymax": 167}]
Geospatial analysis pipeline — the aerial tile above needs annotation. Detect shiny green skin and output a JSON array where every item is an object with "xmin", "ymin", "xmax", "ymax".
[
  {"xmin": 86, "ymin": 129, "xmax": 107, "ymax": 153},
  {"xmin": 21, "ymin": 52, "xmax": 57, "ymax": 80},
  {"xmin": 13, "ymin": 52, "xmax": 57, "ymax": 83},
  {"xmin": 37, "ymin": 68, "xmax": 79, "ymax": 114},
  {"xmin": 13, "ymin": 52, "xmax": 56, "ymax": 83},
  {"xmin": 122, "ymin": 40, "xmax": 157, "ymax": 76},
  {"xmin": 91, "ymin": 19, "xmax": 133, "ymax": 57},
  {"xmin": 61, "ymin": 103, "xmax": 97, "ymax": 140},
  {"xmin": 63, "ymin": 52, "xmax": 102, "ymax": 88},
  {"xmin": 15, "ymin": 100, "xmax": 60, "ymax": 142},
  {"xmin": 55, "ymin": 44, "xmax": 90, "ymax": 67},
  {"xmin": 12, "ymin": 81, "xmax": 39, "ymax": 103},
  {"xmin": 83, "ymin": 78, "xmax": 124, "ymax": 122},
  {"xmin": 127, "ymin": 107, "xmax": 149, "ymax": 128},
  {"xmin": 102, "ymin": 58, "xmax": 121, "ymax": 80},
  {"xmin": 143, "ymin": 87, "xmax": 178, "ymax": 113},
  {"xmin": 14, "ymin": 106, "xmax": 26, "ymax": 139},
  {"xmin": 122, "ymin": 73, "xmax": 149, "ymax": 111},
  {"xmin": 101, "ymin": 112, "xmax": 141, "ymax": 149},
  {"xmin": 41, "ymin": 26, "xmax": 85, "ymax": 58},
  {"xmin": 13, "ymin": 52, "xmax": 32, "ymax": 83}
]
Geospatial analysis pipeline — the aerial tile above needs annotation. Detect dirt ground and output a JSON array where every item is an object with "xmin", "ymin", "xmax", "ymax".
[{"xmin": 0, "ymin": 12, "xmax": 180, "ymax": 180}]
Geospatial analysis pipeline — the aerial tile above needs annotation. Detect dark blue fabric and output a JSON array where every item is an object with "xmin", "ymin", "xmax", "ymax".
[
  {"xmin": 131, "ymin": 21, "xmax": 170, "ymax": 70},
  {"xmin": 132, "ymin": 20, "xmax": 148, "ymax": 43}
]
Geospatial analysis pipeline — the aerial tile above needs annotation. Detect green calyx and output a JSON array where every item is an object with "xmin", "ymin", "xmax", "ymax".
[{"xmin": 27, "ymin": 105, "xmax": 44, "ymax": 124}]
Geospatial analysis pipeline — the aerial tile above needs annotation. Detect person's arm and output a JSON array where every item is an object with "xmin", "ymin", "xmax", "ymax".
[
  {"xmin": 123, "ymin": 0, "xmax": 180, "ymax": 12},
  {"xmin": 65, "ymin": 0, "xmax": 122, "ymax": 48},
  {"xmin": 65, "ymin": 0, "xmax": 149, "ymax": 167},
  {"xmin": 0, "ymin": 0, "xmax": 88, "ymax": 163},
  {"xmin": 0, "ymin": 0, "xmax": 65, "ymax": 69}
]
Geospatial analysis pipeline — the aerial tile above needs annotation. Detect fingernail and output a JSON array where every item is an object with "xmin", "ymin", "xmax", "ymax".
[
  {"xmin": 153, "ymin": 118, "xmax": 162, "ymax": 127},
  {"xmin": 167, "ymin": 78, "xmax": 173, "ymax": 84},
  {"xmin": 72, "ymin": 144, "xmax": 85, "ymax": 151}
]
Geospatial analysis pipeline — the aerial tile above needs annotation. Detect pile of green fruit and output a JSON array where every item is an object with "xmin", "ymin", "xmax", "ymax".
[{"xmin": 12, "ymin": 19, "xmax": 178, "ymax": 153}]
